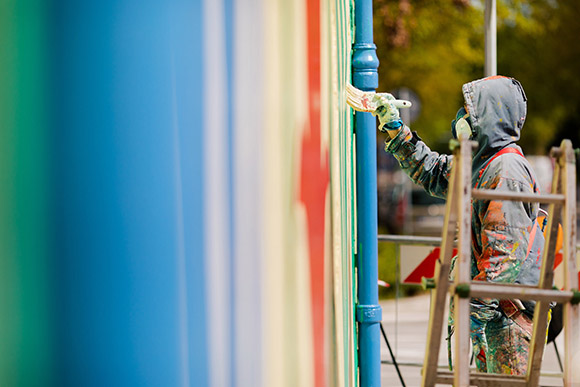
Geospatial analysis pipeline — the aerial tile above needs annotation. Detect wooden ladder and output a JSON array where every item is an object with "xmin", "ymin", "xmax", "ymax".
[{"xmin": 421, "ymin": 136, "xmax": 580, "ymax": 386}]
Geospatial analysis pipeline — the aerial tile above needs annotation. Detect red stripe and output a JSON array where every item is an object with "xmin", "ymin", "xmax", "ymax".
[{"xmin": 300, "ymin": 0, "xmax": 328, "ymax": 386}]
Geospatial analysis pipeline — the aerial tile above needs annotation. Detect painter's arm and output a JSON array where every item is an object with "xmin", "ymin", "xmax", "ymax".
[
  {"xmin": 346, "ymin": 89, "xmax": 453, "ymax": 198},
  {"xmin": 384, "ymin": 126, "xmax": 453, "ymax": 199}
]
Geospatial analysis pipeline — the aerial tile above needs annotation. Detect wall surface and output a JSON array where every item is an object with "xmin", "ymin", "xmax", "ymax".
[{"xmin": 0, "ymin": 0, "xmax": 357, "ymax": 386}]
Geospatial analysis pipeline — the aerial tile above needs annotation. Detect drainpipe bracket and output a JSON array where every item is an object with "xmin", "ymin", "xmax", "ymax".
[{"xmin": 356, "ymin": 304, "xmax": 383, "ymax": 323}]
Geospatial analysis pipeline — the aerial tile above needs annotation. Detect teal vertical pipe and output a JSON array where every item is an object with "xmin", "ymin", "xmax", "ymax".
[{"xmin": 353, "ymin": 0, "xmax": 382, "ymax": 386}]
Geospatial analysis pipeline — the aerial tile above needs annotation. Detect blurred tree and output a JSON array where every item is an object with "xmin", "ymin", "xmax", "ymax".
[
  {"xmin": 374, "ymin": 0, "xmax": 580, "ymax": 155},
  {"xmin": 497, "ymin": 0, "xmax": 580, "ymax": 153},
  {"xmin": 374, "ymin": 0, "xmax": 484, "ymax": 152}
]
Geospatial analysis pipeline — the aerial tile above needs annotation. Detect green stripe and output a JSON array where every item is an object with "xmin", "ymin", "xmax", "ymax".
[
  {"xmin": 0, "ymin": 1, "xmax": 52, "ymax": 385},
  {"xmin": 328, "ymin": 0, "xmax": 357, "ymax": 384}
]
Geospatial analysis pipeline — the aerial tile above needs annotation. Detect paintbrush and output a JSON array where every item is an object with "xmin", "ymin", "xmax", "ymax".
[{"xmin": 346, "ymin": 83, "xmax": 412, "ymax": 113}]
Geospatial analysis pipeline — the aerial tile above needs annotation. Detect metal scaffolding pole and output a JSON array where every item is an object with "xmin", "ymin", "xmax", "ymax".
[
  {"xmin": 485, "ymin": 0, "xmax": 497, "ymax": 76},
  {"xmin": 353, "ymin": 0, "xmax": 381, "ymax": 385}
]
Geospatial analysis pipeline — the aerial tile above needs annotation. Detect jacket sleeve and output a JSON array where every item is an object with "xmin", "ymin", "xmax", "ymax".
[{"xmin": 384, "ymin": 126, "xmax": 453, "ymax": 199}]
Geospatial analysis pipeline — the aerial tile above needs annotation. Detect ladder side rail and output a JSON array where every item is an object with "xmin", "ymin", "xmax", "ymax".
[
  {"xmin": 560, "ymin": 140, "xmax": 580, "ymax": 386},
  {"xmin": 454, "ymin": 137, "xmax": 474, "ymax": 387},
  {"xmin": 421, "ymin": 151, "xmax": 460, "ymax": 387},
  {"xmin": 527, "ymin": 156, "xmax": 563, "ymax": 386}
]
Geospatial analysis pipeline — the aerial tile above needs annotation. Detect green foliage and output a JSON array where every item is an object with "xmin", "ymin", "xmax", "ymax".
[
  {"xmin": 374, "ymin": 0, "xmax": 484, "ymax": 151},
  {"xmin": 377, "ymin": 240, "xmax": 397, "ymax": 299},
  {"xmin": 373, "ymin": 0, "xmax": 580, "ymax": 154},
  {"xmin": 497, "ymin": 1, "xmax": 580, "ymax": 153},
  {"xmin": 378, "ymin": 238, "xmax": 424, "ymax": 299}
]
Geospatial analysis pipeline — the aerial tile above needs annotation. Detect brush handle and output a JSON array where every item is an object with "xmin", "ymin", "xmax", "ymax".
[
  {"xmin": 385, "ymin": 99, "xmax": 412, "ymax": 109},
  {"xmin": 374, "ymin": 93, "xmax": 412, "ymax": 109}
]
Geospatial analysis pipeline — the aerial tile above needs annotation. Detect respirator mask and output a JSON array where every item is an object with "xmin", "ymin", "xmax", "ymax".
[{"xmin": 451, "ymin": 106, "xmax": 472, "ymax": 139}]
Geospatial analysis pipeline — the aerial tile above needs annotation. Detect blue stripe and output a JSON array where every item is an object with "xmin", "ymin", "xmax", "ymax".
[
  {"xmin": 170, "ymin": 1, "xmax": 208, "ymax": 385},
  {"xmin": 51, "ymin": 1, "xmax": 207, "ymax": 385}
]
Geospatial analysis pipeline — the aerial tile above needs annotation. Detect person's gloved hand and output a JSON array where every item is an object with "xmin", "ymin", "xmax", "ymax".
[{"xmin": 371, "ymin": 93, "xmax": 404, "ymax": 137}]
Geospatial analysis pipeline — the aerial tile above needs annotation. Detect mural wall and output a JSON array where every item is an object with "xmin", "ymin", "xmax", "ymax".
[{"xmin": 0, "ymin": 0, "xmax": 357, "ymax": 386}]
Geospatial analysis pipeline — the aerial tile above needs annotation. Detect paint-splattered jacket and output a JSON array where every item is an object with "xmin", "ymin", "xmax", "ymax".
[{"xmin": 384, "ymin": 76, "xmax": 544, "ymax": 328}]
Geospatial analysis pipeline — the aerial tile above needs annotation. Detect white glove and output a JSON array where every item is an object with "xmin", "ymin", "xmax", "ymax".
[{"xmin": 371, "ymin": 93, "xmax": 403, "ymax": 135}]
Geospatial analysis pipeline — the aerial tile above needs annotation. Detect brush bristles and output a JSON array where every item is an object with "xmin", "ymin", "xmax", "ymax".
[
  {"xmin": 345, "ymin": 83, "xmax": 377, "ymax": 112},
  {"xmin": 345, "ymin": 83, "xmax": 412, "ymax": 112}
]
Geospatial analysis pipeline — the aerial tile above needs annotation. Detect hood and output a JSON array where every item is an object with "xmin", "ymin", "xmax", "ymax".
[{"xmin": 462, "ymin": 76, "xmax": 527, "ymax": 177}]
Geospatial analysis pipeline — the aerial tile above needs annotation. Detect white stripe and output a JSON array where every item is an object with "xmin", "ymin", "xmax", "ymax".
[
  {"xmin": 203, "ymin": 0, "xmax": 231, "ymax": 386},
  {"xmin": 233, "ymin": 0, "xmax": 263, "ymax": 385}
]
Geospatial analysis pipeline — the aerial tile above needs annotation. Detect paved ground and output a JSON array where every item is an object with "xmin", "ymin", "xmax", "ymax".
[{"xmin": 379, "ymin": 293, "xmax": 566, "ymax": 387}]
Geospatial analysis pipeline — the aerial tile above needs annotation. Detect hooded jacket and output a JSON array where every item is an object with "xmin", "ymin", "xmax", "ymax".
[{"xmin": 385, "ymin": 76, "xmax": 543, "ymax": 323}]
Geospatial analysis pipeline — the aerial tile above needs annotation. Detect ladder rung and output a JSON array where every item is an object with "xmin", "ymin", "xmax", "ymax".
[
  {"xmin": 454, "ymin": 282, "xmax": 575, "ymax": 303},
  {"xmin": 436, "ymin": 371, "xmax": 526, "ymax": 386},
  {"xmin": 471, "ymin": 189, "xmax": 565, "ymax": 204}
]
